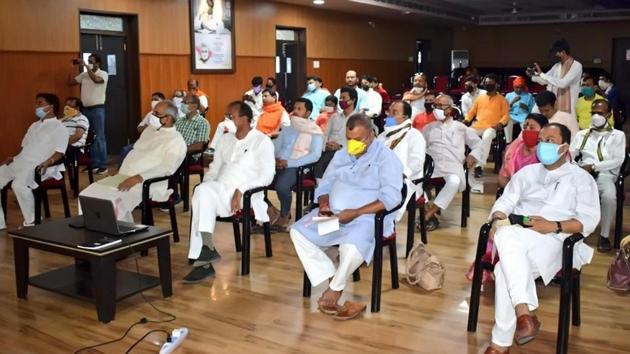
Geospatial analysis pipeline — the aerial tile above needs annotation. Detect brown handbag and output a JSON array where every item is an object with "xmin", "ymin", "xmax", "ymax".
[{"xmin": 607, "ymin": 235, "xmax": 630, "ymax": 292}]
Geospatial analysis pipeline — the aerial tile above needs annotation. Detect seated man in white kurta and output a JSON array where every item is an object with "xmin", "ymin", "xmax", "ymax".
[
  {"xmin": 377, "ymin": 99, "xmax": 425, "ymax": 222},
  {"xmin": 421, "ymin": 94, "xmax": 483, "ymax": 231},
  {"xmin": 184, "ymin": 101, "xmax": 275, "ymax": 283},
  {"xmin": 0, "ymin": 93, "xmax": 68, "ymax": 229},
  {"xmin": 79, "ymin": 101, "xmax": 186, "ymax": 222},
  {"xmin": 483, "ymin": 123, "xmax": 599, "ymax": 354},
  {"xmin": 290, "ymin": 113, "xmax": 403, "ymax": 320}
]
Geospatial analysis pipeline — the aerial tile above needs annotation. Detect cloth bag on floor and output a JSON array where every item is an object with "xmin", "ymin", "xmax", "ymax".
[{"xmin": 406, "ymin": 242, "xmax": 445, "ymax": 291}]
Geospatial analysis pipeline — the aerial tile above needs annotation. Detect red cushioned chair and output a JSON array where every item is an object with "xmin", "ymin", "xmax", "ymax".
[
  {"xmin": 302, "ymin": 182, "xmax": 407, "ymax": 313},
  {"xmin": 433, "ymin": 75, "xmax": 449, "ymax": 94}
]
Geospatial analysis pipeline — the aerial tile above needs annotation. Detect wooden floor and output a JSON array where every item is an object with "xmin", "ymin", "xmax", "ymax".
[{"xmin": 1, "ymin": 170, "xmax": 629, "ymax": 354}]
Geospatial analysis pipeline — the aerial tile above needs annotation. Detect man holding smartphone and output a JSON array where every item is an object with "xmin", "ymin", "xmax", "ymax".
[{"xmin": 69, "ymin": 53, "xmax": 109, "ymax": 174}]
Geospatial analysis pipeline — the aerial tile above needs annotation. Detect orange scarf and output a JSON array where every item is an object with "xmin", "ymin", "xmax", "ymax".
[{"xmin": 256, "ymin": 102, "xmax": 285, "ymax": 135}]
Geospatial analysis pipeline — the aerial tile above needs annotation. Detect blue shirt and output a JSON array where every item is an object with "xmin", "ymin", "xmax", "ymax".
[
  {"xmin": 274, "ymin": 125, "xmax": 324, "ymax": 168},
  {"xmin": 505, "ymin": 91, "xmax": 535, "ymax": 124},
  {"xmin": 302, "ymin": 89, "xmax": 330, "ymax": 120}
]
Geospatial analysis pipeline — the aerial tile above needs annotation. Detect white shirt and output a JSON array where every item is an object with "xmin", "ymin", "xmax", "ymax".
[
  {"xmin": 570, "ymin": 128, "xmax": 626, "ymax": 177},
  {"xmin": 138, "ymin": 111, "xmax": 161, "ymax": 129},
  {"xmin": 365, "ymin": 88, "xmax": 383, "ymax": 117},
  {"xmin": 74, "ymin": 69, "xmax": 108, "ymax": 107},
  {"xmin": 422, "ymin": 119, "xmax": 483, "ymax": 191},
  {"xmin": 461, "ymin": 88, "xmax": 487, "ymax": 116},
  {"xmin": 61, "ymin": 114, "xmax": 89, "ymax": 147},
  {"xmin": 244, "ymin": 89, "xmax": 263, "ymax": 115},
  {"xmin": 324, "ymin": 111, "xmax": 349, "ymax": 147},
  {"xmin": 491, "ymin": 162, "xmax": 598, "ymax": 279},
  {"xmin": 532, "ymin": 59, "xmax": 583, "ymax": 116},
  {"xmin": 198, "ymin": 95, "xmax": 209, "ymax": 111}
]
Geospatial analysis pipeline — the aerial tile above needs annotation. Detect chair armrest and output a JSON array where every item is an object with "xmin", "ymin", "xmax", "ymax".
[
  {"xmin": 562, "ymin": 233, "xmax": 584, "ymax": 274},
  {"xmin": 243, "ymin": 185, "xmax": 268, "ymax": 199},
  {"xmin": 142, "ymin": 175, "xmax": 173, "ymax": 202}
]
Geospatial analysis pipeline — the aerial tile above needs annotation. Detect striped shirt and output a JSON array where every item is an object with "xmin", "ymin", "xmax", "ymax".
[{"xmin": 61, "ymin": 114, "xmax": 89, "ymax": 147}]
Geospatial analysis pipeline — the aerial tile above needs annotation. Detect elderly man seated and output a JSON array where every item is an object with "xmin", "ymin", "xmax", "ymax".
[
  {"xmin": 570, "ymin": 99, "xmax": 625, "ymax": 253},
  {"xmin": 290, "ymin": 113, "xmax": 403, "ymax": 320},
  {"xmin": 378, "ymin": 99, "xmax": 425, "ymax": 221},
  {"xmin": 0, "ymin": 93, "xmax": 68, "ymax": 229},
  {"xmin": 176, "ymin": 93, "xmax": 210, "ymax": 159},
  {"xmin": 422, "ymin": 94, "xmax": 483, "ymax": 231},
  {"xmin": 184, "ymin": 101, "xmax": 275, "ymax": 283},
  {"xmin": 61, "ymin": 96, "xmax": 89, "ymax": 149},
  {"xmin": 79, "ymin": 101, "xmax": 186, "ymax": 222},
  {"xmin": 268, "ymin": 98, "xmax": 323, "ymax": 231},
  {"xmin": 483, "ymin": 123, "xmax": 599, "ymax": 354}
]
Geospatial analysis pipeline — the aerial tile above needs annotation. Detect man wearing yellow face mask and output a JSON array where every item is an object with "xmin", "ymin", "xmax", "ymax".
[
  {"xmin": 60, "ymin": 97, "xmax": 89, "ymax": 150},
  {"xmin": 290, "ymin": 113, "xmax": 403, "ymax": 320}
]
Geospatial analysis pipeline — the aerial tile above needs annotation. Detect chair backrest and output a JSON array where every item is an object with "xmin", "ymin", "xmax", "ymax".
[
  {"xmin": 433, "ymin": 75, "xmax": 449, "ymax": 93},
  {"xmin": 423, "ymin": 155, "xmax": 435, "ymax": 182},
  {"xmin": 621, "ymin": 152, "xmax": 630, "ymax": 178}
]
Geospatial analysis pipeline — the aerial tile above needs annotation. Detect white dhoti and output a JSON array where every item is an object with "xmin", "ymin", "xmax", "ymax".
[
  {"xmin": 433, "ymin": 174, "xmax": 461, "ymax": 210},
  {"xmin": 596, "ymin": 174, "xmax": 616, "ymax": 238},
  {"xmin": 0, "ymin": 163, "xmax": 43, "ymax": 227},
  {"xmin": 188, "ymin": 181, "xmax": 270, "ymax": 259},
  {"xmin": 490, "ymin": 225, "xmax": 593, "ymax": 347},
  {"xmin": 79, "ymin": 183, "xmax": 143, "ymax": 223},
  {"xmin": 290, "ymin": 228, "xmax": 364, "ymax": 291},
  {"xmin": 475, "ymin": 128, "xmax": 496, "ymax": 167}
]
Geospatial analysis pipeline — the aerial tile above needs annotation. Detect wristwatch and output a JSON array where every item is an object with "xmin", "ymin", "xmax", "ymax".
[{"xmin": 555, "ymin": 221, "xmax": 563, "ymax": 233}]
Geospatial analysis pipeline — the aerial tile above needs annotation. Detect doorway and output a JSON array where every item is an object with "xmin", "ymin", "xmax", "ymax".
[
  {"xmin": 79, "ymin": 12, "xmax": 140, "ymax": 155},
  {"xmin": 275, "ymin": 27, "xmax": 306, "ymax": 110},
  {"xmin": 612, "ymin": 38, "xmax": 630, "ymax": 128}
]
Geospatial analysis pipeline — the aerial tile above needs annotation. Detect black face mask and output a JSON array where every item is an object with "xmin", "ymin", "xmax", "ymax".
[
  {"xmin": 424, "ymin": 102, "xmax": 434, "ymax": 113},
  {"xmin": 485, "ymin": 84, "xmax": 497, "ymax": 92},
  {"xmin": 361, "ymin": 85, "xmax": 370, "ymax": 91},
  {"xmin": 465, "ymin": 85, "xmax": 475, "ymax": 93},
  {"xmin": 266, "ymin": 84, "xmax": 274, "ymax": 89}
]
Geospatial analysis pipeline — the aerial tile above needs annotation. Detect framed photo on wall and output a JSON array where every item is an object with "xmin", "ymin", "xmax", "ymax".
[{"xmin": 189, "ymin": 0, "xmax": 235, "ymax": 73}]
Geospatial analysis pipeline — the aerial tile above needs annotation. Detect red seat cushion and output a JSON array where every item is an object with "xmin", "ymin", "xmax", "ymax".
[
  {"xmin": 78, "ymin": 154, "xmax": 91, "ymax": 166},
  {"xmin": 147, "ymin": 193, "xmax": 177, "ymax": 207},
  {"xmin": 233, "ymin": 209, "xmax": 255, "ymax": 218},
  {"xmin": 188, "ymin": 165, "xmax": 204, "ymax": 174},
  {"xmin": 429, "ymin": 177, "xmax": 445, "ymax": 186},
  {"xmin": 416, "ymin": 195, "xmax": 427, "ymax": 206},
  {"xmin": 302, "ymin": 178, "xmax": 316, "ymax": 189},
  {"xmin": 383, "ymin": 230, "xmax": 396, "ymax": 241},
  {"xmin": 39, "ymin": 178, "xmax": 64, "ymax": 189}
]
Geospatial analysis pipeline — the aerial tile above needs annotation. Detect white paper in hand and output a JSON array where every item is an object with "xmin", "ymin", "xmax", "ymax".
[{"xmin": 313, "ymin": 216, "xmax": 340, "ymax": 236}]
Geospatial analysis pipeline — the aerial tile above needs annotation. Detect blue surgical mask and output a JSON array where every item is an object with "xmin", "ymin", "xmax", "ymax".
[
  {"xmin": 384, "ymin": 116, "xmax": 398, "ymax": 127},
  {"xmin": 180, "ymin": 103, "xmax": 191, "ymax": 115},
  {"xmin": 536, "ymin": 142, "xmax": 562, "ymax": 165},
  {"xmin": 35, "ymin": 105, "xmax": 49, "ymax": 120},
  {"xmin": 307, "ymin": 83, "xmax": 317, "ymax": 92}
]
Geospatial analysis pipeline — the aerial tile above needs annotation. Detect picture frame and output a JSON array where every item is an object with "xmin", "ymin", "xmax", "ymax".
[{"xmin": 189, "ymin": 0, "xmax": 235, "ymax": 73}]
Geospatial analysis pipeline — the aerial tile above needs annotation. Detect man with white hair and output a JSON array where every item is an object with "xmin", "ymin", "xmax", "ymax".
[
  {"xmin": 422, "ymin": 94, "xmax": 483, "ymax": 230},
  {"xmin": 334, "ymin": 70, "xmax": 368, "ymax": 113},
  {"xmin": 79, "ymin": 101, "xmax": 187, "ymax": 222}
]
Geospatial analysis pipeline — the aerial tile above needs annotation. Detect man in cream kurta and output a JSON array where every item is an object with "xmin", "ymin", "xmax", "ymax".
[
  {"xmin": 570, "ymin": 99, "xmax": 625, "ymax": 253},
  {"xmin": 483, "ymin": 123, "xmax": 599, "ymax": 354},
  {"xmin": 0, "ymin": 93, "xmax": 68, "ymax": 229},
  {"xmin": 421, "ymin": 94, "xmax": 482, "ymax": 230},
  {"xmin": 79, "ymin": 101, "xmax": 186, "ymax": 223},
  {"xmin": 184, "ymin": 102, "xmax": 275, "ymax": 283}
]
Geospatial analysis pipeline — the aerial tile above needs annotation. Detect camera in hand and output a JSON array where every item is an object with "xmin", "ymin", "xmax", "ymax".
[{"xmin": 526, "ymin": 67, "xmax": 536, "ymax": 76}]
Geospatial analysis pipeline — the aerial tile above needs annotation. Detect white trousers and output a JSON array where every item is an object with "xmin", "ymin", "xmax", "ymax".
[
  {"xmin": 475, "ymin": 128, "xmax": 497, "ymax": 167},
  {"xmin": 491, "ymin": 227, "xmax": 547, "ymax": 347},
  {"xmin": 504, "ymin": 120, "xmax": 515, "ymax": 143},
  {"xmin": 188, "ymin": 181, "xmax": 232, "ymax": 259},
  {"xmin": 290, "ymin": 228, "xmax": 364, "ymax": 291},
  {"xmin": 0, "ymin": 165, "xmax": 35, "ymax": 227},
  {"xmin": 79, "ymin": 182, "xmax": 142, "ymax": 223},
  {"xmin": 597, "ymin": 174, "xmax": 616, "ymax": 238},
  {"xmin": 433, "ymin": 174, "xmax": 461, "ymax": 210}
]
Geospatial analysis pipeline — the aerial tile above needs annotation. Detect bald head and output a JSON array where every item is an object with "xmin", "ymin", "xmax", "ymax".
[{"xmin": 345, "ymin": 70, "xmax": 358, "ymax": 87}]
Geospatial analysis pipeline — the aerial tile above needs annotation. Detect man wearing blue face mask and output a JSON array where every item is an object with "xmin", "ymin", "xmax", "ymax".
[
  {"xmin": 482, "ymin": 123, "xmax": 599, "ymax": 354},
  {"xmin": 0, "ymin": 93, "xmax": 68, "ymax": 229},
  {"xmin": 570, "ymin": 99, "xmax": 625, "ymax": 252},
  {"xmin": 575, "ymin": 75, "xmax": 609, "ymax": 130},
  {"xmin": 302, "ymin": 76, "xmax": 330, "ymax": 120}
]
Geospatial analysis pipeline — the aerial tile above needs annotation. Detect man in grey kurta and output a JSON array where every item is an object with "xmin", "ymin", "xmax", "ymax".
[{"xmin": 290, "ymin": 113, "xmax": 403, "ymax": 319}]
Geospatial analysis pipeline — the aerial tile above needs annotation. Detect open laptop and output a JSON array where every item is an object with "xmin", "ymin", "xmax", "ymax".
[{"xmin": 77, "ymin": 196, "xmax": 148, "ymax": 236}]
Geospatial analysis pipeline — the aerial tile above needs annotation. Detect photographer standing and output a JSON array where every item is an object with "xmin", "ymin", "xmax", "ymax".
[
  {"xmin": 529, "ymin": 39, "xmax": 582, "ymax": 117},
  {"xmin": 69, "ymin": 54, "xmax": 109, "ymax": 174}
]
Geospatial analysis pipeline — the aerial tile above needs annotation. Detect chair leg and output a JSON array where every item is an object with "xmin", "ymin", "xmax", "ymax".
[
  {"xmin": 1, "ymin": 187, "xmax": 7, "ymax": 219},
  {"xmin": 303, "ymin": 271, "xmax": 311, "ymax": 297},
  {"xmin": 353, "ymin": 268, "xmax": 361, "ymax": 282},
  {"xmin": 42, "ymin": 190, "xmax": 51, "ymax": 218},
  {"xmin": 467, "ymin": 227, "xmax": 490, "ymax": 332},
  {"xmin": 87, "ymin": 166, "xmax": 94, "ymax": 184},
  {"xmin": 572, "ymin": 273, "xmax": 581, "ymax": 327},
  {"xmin": 388, "ymin": 241, "xmax": 399, "ymax": 289},
  {"xmin": 241, "ymin": 214, "xmax": 250, "ymax": 276},
  {"xmin": 406, "ymin": 198, "xmax": 416, "ymax": 257},
  {"xmin": 232, "ymin": 219, "xmax": 242, "ymax": 252},
  {"xmin": 263, "ymin": 222, "xmax": 272, "ymax": 257},
  {"xmin": 183, "ymin": 173, "xmax": 190, "ymax": 212},
  {"xmin": 60, "ymin": 184, "xmax": 71, "ymax": 218},
  {"xmin": 556, "ymin": 270, "xmax": 572, "ymax": 354},
  {"xmin": 461, "ymin": 190, "xmax": 469, "ymax": 228},
  {"xmin": 371, "ymin": 243, "xmax": 383, "ymax": 313},
  {"xmin": 169, "ymin": 203, "xmax": 179, "ymax": 243},
  {"xmin": 73, "ymin": 163, "xmax": 79, "ymax": 198},
  {"xmin": 614, "ymin": 188, "xmax": 623, "ymax": 249},
  {"xmin": 33, "ymin": 188, "xmax": 42, "ymax": 225},
  {"xmin": 420, "ymin": 205, "xmax": 427, "ymax": 244}
]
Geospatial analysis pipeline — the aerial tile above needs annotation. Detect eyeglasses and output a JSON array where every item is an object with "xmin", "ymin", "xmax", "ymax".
[
  {"xmin": 152, "ymin": 112, "xmax": 169, "ymax": 118},
  {"xmin": 432, "ymin": 104, "xmax": 451, "ymax": 110}
]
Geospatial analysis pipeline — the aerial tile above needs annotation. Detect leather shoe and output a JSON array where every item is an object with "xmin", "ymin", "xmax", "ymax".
[
  {"xmin": 515, "ymin": 314, "xmax": 541, "ymax": 345},
  {"xmin": 484, "ymin": 346, "xmax": 509, "ymax": 354}
]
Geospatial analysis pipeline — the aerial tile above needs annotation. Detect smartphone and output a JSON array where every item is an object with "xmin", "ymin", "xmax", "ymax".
[{"xmin": 526, "ymin": 67, "xmax": 536, "ymax": 76}]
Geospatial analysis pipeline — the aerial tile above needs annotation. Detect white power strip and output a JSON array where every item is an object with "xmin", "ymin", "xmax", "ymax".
[{"xmin": 159, "ymin": 327, "xmax": 188, "ymax": 354}]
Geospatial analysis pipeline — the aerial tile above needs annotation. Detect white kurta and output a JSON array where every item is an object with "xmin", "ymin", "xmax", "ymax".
[
  {"xmin": 491, "ymin": 162, "xmax": 599, "ymax": 283},
  {"xmin": 79, "ymin": 126, "xmax": 186, "ymax": 221},
  {"xmin": 365, "ymin": 88, "xmax": 383, "ymax": 117},
  {"xmin": 188, "ymin": 129, "xmax": 275, "ymax": 259},
  {"xmin": 570, "ymin": 128, "xmax": 626, "ymax": 177},
  {"xmin": 532, "ymin": 60, "xmax": 583, "ymax": 116},
  {"xmin": 461, "ymin": 89, "xmax": 486, "ymax": 116},
  {"xmin": 378, "ymin": 122, "xmax": 426, "ymax": 221},
  {"xmin": 422, "ymin": 119, "xmax": 483, "ymax": 191}
]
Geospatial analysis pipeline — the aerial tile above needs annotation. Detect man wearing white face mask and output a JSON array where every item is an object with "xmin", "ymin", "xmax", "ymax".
[
  {"xmin": 302, "ymin": 76, "xmax": 330, "ymax": 120},
  {"xmin": 422, "ymin": 94, "xmax": 483, "ymax": 231},
  {"xmin": 138, "ymin": 92, "xmax": 166, "ymax": 133},
  {"xmin": 482, "ymin": 123, "xmax": 598, "ymax": 354},
  {"xmin": 570, "ymin": 99, "xmax": 625, "ymax": 253},
  {"xmin": 208, "ymin": 111, "xmax": 237, "ymax": 152},
  {"xmin": 0, "ymin": 93, "xmax": 68, "ymax": 229}
]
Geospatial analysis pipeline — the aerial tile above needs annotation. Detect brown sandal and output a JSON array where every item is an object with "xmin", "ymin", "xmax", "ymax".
[{"xmin": 332, "ymin": 301, "xmax": 366, "ymax": 321}]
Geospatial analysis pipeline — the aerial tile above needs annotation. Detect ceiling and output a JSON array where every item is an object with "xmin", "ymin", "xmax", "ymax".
[{"xmin": 274, "ymin": 0, "xmax": 630, "ymax": 25}]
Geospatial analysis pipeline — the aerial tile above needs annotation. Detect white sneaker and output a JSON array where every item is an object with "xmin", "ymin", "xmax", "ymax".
[{"xmin": 471, "ymin": 183, "xmax": 484, "ymax": 194}]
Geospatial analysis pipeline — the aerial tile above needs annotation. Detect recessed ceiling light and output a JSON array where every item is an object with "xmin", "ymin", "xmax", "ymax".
[{"xmin": 313, "ymin": 0, "xmax": 325, "ymax": 5}]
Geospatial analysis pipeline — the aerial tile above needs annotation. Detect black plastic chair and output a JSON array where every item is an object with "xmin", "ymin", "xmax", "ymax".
[
  {"xmin": 67, "ymin": 129, "xmax": 95, "ymax": 198},
  {"xmin": 1, "ymin": 159, "xmax": 70, "ymax": 225},
  {"xmin": 492, "ymin": 128, "xmax": 507, "ymax": 174},
  {"xmin": 213, "ymin": 185, "xmax": 272, "ymax": 276},
  {"xmin": 302, "ymin": 183, "xmax": 407, "ymax": 313},
  {"xmin": 180, "ymin": 142, "xmax": 208, "ymax": 212},
  {"xmin": 614, "ymin": 152, "xmax": 630, "ymax": 249},
  {"xmin": 141, "ymin": 172, "xmax": 181, "ymax": 243},
  {"xmin": 294, "ymin": 162, "xmax": 317, "ymax": 220},
  {"xmin": 406, "ymin": 155, "xmax": 435, "ymax": 256},
  {"xmin": 467, "ymin": 223, "xmax": 582, "ymax": 354}
]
